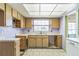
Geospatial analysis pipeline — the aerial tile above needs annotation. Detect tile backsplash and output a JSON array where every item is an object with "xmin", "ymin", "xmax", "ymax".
[
  {"xmin": 0, "ymin": 26, "xmax": 60, "ymax": 38},
  {"xmin": 0, "ymin": 27, "xmax": 21, "ymax": 38}
]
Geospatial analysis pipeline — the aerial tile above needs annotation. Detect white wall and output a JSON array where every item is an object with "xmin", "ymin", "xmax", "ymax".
[
  {"xmin": 0, "ymin": 27, "xmax": 29, "ymax": 38},
  {"xmin": 60, "ymin": 16, "xmax": 66, "ymax": 50}
]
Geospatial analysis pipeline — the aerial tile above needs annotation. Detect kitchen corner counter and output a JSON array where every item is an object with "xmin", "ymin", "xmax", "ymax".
[
  {"xmin": 67, "ymin": 38, "xmax": 79, "ymax": 44},
  {"xmin": 0, "ymin": 37, "xmax": 20, "ymax": 56},
  {"xmin": 0, "ymin": 37, "xmax": 21, "ymax": 41},
  {"xmin": 16, "ymin": 32, "xmax": 61, "ymax": 36}
]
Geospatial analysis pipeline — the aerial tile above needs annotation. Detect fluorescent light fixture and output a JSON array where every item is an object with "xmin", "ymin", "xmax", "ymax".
[
  {"xmin": 23, "ymin": 4, "xmax": 39, "ymax": 12},
  {"xmin": 54, "ymin": 4, "xmax": 76, "ymax": 12}
]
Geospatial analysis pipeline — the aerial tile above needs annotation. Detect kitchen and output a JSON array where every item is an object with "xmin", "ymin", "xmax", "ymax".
[{"xmin": 0, "ymin": 3, "xmax": 79, "ymax": 56}]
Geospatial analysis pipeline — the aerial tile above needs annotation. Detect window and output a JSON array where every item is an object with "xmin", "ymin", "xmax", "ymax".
[
  {"xmin": 33, "ymin": 19, "xmax": 49, "ymax": 32},
  {"xmin": 68, "ymin": 13, "xmax": 77, "ymax": 38},
  {"xmin": 68, "ymin": 23, "xmax": 76, "ymax": 34}
]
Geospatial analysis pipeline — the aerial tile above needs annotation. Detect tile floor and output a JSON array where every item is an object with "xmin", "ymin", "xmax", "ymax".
[{"xmin": 23, "ymin": 49, "xmax": 66, "ymax": 56}]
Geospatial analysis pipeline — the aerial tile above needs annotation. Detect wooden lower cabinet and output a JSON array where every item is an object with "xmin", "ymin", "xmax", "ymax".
[
  {"xmin": 42, "ymin": 38, "xmax": 48, "ymax": 48},
  {"xmin": 16, "ymin": 36, "xmax": 27, "ymax": 50},
  {"xmin": 28, "ymin": 35, "xmax": 48, "ymax": 48},
  {"xmin": 54, "ymin": 35, "xmax": 62, "ymax": 48},
  {"xmin": 28, "ymin": 38, "xmax": 36, "ymax": 48},
  {"xmin": 36, "ymin": 38, "xmax": 42, "ymax": 48},
  {"xmin": 0, "ymin": 39, "xmax": 20, "ymax": 56}
]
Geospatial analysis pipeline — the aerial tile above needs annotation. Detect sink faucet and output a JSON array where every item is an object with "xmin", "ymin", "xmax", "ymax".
[{"xmin": 40, "ymin": 31, "xmax": 42, "ymax": 34}]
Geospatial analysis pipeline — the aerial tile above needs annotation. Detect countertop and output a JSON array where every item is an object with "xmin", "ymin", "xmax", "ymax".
[
  {"xmin": 0, "ymin": 37, "xmax": 20, "ymax": 41},
  {"xmin": 16, "ymin": 32, "xmax": 61, "ymax": 36},
  {"xmin": 67, "ymin": 38, "xmax": 79, "ymax": 43}
]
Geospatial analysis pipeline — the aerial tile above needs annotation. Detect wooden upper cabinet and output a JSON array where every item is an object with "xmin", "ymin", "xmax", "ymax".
[
  {"xmin": 51, "ymin": 18, "xmax": 60, "ymax": 29},
  {"xmin": 21, "ymin": 16, "xmax": 24, "ymax": 28},
  {"xmin": 13, "ymin": 8, "xmax": 17, "ymax": 18},
  {"xmin": 21, "ymin": 16, "xmax": 26, "ymax": 28},
  {"xmin": 0, "ymin": 9, "xmax": 5, "ymax": 26},
  {"xmin": 0, "ymin": 3, "xmax": 5, "ymax": 11},
  {"xmin": 17, "ymin": 13, "xmax": 21, "ymax": 20},
  {"xmin": 0, "ymin": 4, "xmax": 5, "ymax": 26},
  {"xmin": 13, "ymin": 18, "xmax": 21, "ymax": 28},
  {"xmin": 6, "ymin": 4, "xmax": 13, "ymax": 27},
  {"xmin": 25, "ymin": 19, "xmax": 32, "ymax": 28},
  {"xmin": 23, "ymin": 18, "xmax": 26, "ymax": 28},
  {"xmin": 6, "ymin": 4, "xmax": 12, "ymax": 20}
]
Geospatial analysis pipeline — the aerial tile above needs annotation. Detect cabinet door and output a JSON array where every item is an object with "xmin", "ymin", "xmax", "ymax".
[
  {"xmin": 74, "ymin": 42, "xmax": 79, "ymax": 56},
  {"xmin": 17, "ymin": 13, "xmax": 21, "ymax": 20},
  {"xmin": 6, "ymin": 4, "xmax": 12, "ymax": 20},
  {"xmin": 13, "ymin": 8, "xmax": 17, "ymax": 18},
  {"xmin": 25, "ymin": 19, "xmax": 32, "ymax": 28},
  {"xmin": 66, "ymin": 40, "xmax": 71, "ymax": 56},
  {"xmin": 28, "ymin": 38, "xmax": 36, "ymax": 48},
  {"xmin": 42, "ymin": 37, "xmax": 48, "ymax": 48},
  {"xmin": 57, "ymin": 36, "xmax": 62, "ymax": 48},
  {"xmin": 16, "ymin": 36, "xmax": 26, "ymax": 50},
  {"xmin": 0, "ymin": 3, "xmax": 5, "ymax": 11},
  {"xmin": 15, "ymin": 39, "xmax": 20, "ymax": 56},
  {"xmin": 6, "ymin": 4, "xmax": 12, "ymax": 27},
  {"xmin": 22, "ymin": 18, "xmax": 26, "ymax": 28},
  {"xmin": 21, "ymin": 16, "xmax": 25, "ymax": 28},
  {"xmin": 0, "ymin": 9, "xmax": 5, "ymax": 26},
  {"xmin": 36, "ymin": 38, "xmax": 42, "ymax": 48},
  {"xmin": 67, "ymin": 40, "xmax": 79, "ymax": 56},
  {"xmin": 52, "ymin": 19, "xmax": 60, "ymax": 28}
]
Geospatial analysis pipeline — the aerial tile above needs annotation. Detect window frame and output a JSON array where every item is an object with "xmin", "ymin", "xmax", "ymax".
[{"xmin": 33, "ymin": 19, "xmax": 50, "ymax": 32}]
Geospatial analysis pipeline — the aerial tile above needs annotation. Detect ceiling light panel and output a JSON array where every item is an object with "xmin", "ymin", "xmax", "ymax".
[
  {"xmin": 51, "ymin": 11, "xmax": 64, "ymax": 16},
  {"xmin": 40, "ymin": 12, "xmax": 51, "ymax": 16},
  {"xmin": 40, "ymin": 4, "xmax": 56, "ymax": 12},
  {"xmin": 54, "ymin": 4, "xmax": 76, "ymax": 12},
  {"xmin": 23, "ymin": 4, "xmax": 39, "ymax": 12},
  {"xmin": 29, "ymin": 12, "xmax": 39, "ymax": 16}
]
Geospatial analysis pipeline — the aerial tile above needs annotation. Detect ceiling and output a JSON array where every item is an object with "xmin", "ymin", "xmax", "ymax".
[{"xmin": 9, "ymin": 3, "xmax": 78, "ymax": 18}]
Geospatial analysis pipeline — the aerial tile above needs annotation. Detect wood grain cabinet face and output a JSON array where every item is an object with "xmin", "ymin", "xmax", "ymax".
[
  {"xmin": 13, "ymin": 18, "xmax": 21, "ymax": 28},
  {"xmin": 6, "ymin": 4, "xmax": 12, "ymax": 20},
  {"xmin": 25, "ymin": 19, "xmax": 32, "ymax": 28},
  {"xmin": 36, "ymin": 38, "xmax": 42, "ymax": 48},
  {"xmin": 5, "ymin": 4, "xmax": 13, "ymax": 27},
  {"xmin": 28, "ymin": 35, "xmax": 48, "ymax": 48},
  {"xmin": 0, "ymin": 9, "xmax": 5, "ymax": 26},
  {"xmin": 28, "ymin": 37, "xmax": 36, "ymax": 48},
  {"xmin": 16, "ymin": 36, "xmax": 27, "ymax": 50},
  {"xmin": 13, "ymin": 9, "xmax": 17, "ymax": 18},
  {"xmin": 21, "ymin": 16, "xmax": 25, "ymax": 28},
  {"xmin": 0, "ymin": 3, "xmax": 5, "ymax": 11},
  {"xmin": 52, "ymin": 19, "xmax": 60, "ymax": 29},
  {"xmin": 0, "ymin": 41, "xmax": 20, "ymax": 56},
  {"xmin": 42, "ymin": 36, "xmax": 48, "ymax": 48},
  {"xmin": 57, "ymin": 36, "xmax": 62, "ymax": 48},
  {"xmin": 17, "ymin": 13, "xmax": 21, "ymax": 20},
  {"xmin": 54, "ymin": 35, "xmax": 62, "ymax": 48}
]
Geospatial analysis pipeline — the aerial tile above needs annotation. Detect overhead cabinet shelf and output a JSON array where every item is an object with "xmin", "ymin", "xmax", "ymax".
[
  {"xmin": 13, "ymin": 18, "xmax": 21, "ymax": 28},
  {"xmin": 0, "ymin": 3, "xmax": 26, "ymax": 28},
  {"xmin": 0, "ymin": 9, "xmax": 5, "ymax": 26},
  {"xmin": 51, "ymin": 18, "xmax": 60, "ymax": 29}
]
